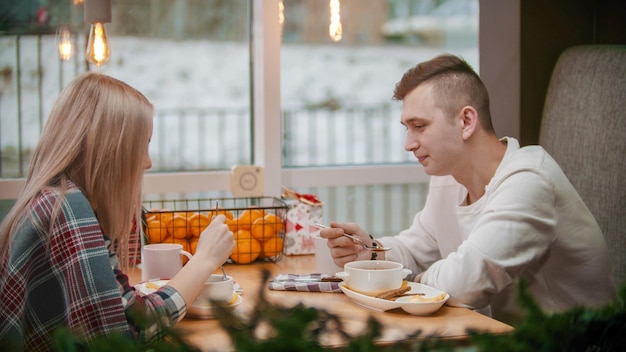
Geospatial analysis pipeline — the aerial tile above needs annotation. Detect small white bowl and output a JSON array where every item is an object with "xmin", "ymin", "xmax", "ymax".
[
  {"xmin": 335, "ymin": 260, "xmax": 411, "ymax": 295},
  {"xmin": 193, "ymin": 274, "xmax": 234, "ymax": 305},
  {"xmin": 395, "ymin": 290, "xmax": 450, "ymax": 316}
]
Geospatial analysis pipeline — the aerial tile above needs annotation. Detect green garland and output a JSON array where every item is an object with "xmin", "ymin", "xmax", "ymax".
[{"xmin": 468, "ymin": 280, "xmax": 626, "ymax": 351}]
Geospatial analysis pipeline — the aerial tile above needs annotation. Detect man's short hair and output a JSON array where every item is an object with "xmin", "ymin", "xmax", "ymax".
[{"xmin": 393, "ymin": 54, "xmax": 495, "ymax": 133}]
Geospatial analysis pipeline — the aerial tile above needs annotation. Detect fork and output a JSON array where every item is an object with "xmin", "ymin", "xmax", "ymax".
[{"xmin": 314, "ymin": 223, "xmax": 391, "ymax": 252}]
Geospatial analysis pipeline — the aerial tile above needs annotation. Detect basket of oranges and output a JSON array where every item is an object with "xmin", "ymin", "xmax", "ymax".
[{"xmin": 142, "ymin": 197, "xmax": 288, "ymax": 264}]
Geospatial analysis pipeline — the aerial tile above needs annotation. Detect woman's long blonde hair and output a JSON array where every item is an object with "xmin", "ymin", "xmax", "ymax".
[{"xmin": 0, "ymin": 72, "xmax": 153, "ymax": 266}]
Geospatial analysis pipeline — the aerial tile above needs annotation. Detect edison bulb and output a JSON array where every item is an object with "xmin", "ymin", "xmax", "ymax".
[
  {"xmin": 329, "ymin": 0, "xmax": 342, "ymax": 42},
  {"xmin": 57, "ymin": 26, "xmax": 72, "ymax": 61},
  {"xmin": 86, "ymin": 23, "xmax": 110, "ymax": 67},
  {"xmin": 279, "ymin": 1, "xmax": 285, "ymax": 26}
]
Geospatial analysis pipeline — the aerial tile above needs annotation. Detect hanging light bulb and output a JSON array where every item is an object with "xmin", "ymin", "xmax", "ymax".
[
  {"xmin": 278, "ymin": 0, "xmax": 285, "ymax": 27},
  {"xmin": 86, "ymin": 23, "xmax": 110, "ymax": 66},
  {"xmin": 84, "ymin": 0, "xmax": 111, "ymax": 67},
  {"xmin": 57, "ymin": 25, "xmax": 72, "ymax": 61},
  {"xmin": 73, "ymin": 0, "xmax": 84, "ymax": 4},
  {"xmin": 329, "ymin": 0, "xmax": 342, "ymax": 42}
]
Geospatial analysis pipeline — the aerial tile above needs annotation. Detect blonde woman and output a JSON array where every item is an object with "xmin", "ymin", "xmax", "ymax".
[{"xmin": 0, "ymin": 72, "xmax": 234, "ymax": 349}]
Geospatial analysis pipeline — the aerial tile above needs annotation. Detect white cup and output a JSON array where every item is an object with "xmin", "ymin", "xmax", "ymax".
[
  {"xmin": 313, "ymin": 235, "xmax": 343, "ymax": 275},
  {"xmin": 141, "ymin": 243, "xmax": 193, "ymax": 281},
  {"xmin": 336, "ymin": 260, "xmax": 412, "ymax": 295},
  {"xmin": 193, "ymin": 274, "xmax": 235, "ymax": 307}
]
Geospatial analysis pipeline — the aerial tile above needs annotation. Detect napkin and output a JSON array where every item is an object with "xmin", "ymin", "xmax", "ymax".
[{"xmin": 269, "ymin": 273, "xmax": 343, "ymax": 293}]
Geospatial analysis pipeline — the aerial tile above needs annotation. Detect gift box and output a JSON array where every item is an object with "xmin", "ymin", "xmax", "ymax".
[{"xmin": 282, "ymin": 187, "xmax": 323, "ymax": 255}]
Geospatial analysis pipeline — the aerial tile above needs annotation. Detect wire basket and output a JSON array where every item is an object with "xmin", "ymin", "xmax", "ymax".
[{"xmin": 142, "ymin": 197, "xmax": 288, "ymax": 264}]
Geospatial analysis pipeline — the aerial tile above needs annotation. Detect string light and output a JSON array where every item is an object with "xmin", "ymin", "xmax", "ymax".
[
  {"xmin": 329, "ymin": 0, "xmax": 342, "ymax": 42},
  {"xmin": 57, "ymin": 26, "xmax": 72, "ymax": 61}
]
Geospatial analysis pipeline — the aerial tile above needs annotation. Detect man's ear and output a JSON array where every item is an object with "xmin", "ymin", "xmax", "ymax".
[{"xmin": 460, "ymin": 106, "xmax": 478, "ymax": 140}]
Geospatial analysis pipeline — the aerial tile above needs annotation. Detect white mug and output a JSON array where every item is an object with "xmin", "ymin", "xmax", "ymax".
[
  {"xmin": 313, "ymin": 235, "xmax": 343, "ymax": 275},
  {"xmin": 141, "ymin": 243, "xmax": 193, "ymax": 281},
  {"xmin": 193, "ymin": 274, "xmax": 235, "ymax": 307}
]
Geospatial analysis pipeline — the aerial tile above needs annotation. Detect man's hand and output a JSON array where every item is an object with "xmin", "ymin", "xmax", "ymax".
[{"xmin": 319, "ymin": 222, "xmax": 375, "ymax": 267}]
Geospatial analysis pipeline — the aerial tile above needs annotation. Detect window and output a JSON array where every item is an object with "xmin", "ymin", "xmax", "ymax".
[
  {"xmin": 279, "ymin": 0, "xmax": 478, "ymax": 234},
  {"xmin": 0, "ymin": 0, "xmax": 479, "ymax": 235},
  {"xmin": 102, "ymin": 1, "xmax": 252, "ymax": 174},
  {"xmin": 0, "ymin": 0, "xmax": 252, "ymax": 178}
]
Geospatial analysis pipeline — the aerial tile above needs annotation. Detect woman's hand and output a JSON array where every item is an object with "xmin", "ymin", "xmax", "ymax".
[
  {"xmin": 319, "ymin": 221, "xmax": 372, "ymax": 267},
  {"xmin": 194, "ymin": 214, "xmax": 235, "ymax": 269},
  {"xmin": 167, "ymin": 214, "xmax": 234, "ymax": 306}
]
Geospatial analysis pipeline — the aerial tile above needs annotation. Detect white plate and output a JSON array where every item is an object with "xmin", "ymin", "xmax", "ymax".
[
  {"xmin": 136, "ymin": 279, "xmax": 244, "ymax": 295},
  {"xmin": 339, "ymin": 282, "xmax": 448, "ymax": 315},
  {"xmin": 135, "ymin": 280, "xmax": 243, "ymax": 319}
]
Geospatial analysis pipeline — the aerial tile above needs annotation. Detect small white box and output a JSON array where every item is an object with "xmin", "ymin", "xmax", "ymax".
[{"xmin": 230, "ymin": 165, "xmax": 264, "ymax": 197}]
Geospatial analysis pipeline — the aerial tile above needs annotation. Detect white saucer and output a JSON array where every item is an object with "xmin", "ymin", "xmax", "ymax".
[
  {"xmin": 187, "ymin": 294, "xmax": 242, "ymax": 319},
  {"xmin": 134, "ymin": 279, "xmax": 243, "ymax": 319},
  {"xmin": 339, "ymin": 282, "xmax": 448, "ymax": 315}
]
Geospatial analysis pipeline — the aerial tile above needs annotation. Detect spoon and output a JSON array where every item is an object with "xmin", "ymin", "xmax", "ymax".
[
  {"xmin": 220, "ymin": 265, "xmax": 228, "ymax": 281},
  {"xmin": 214, "ymin": 201, "xmax": 229, "ymax": 281},
  {"xmin": 314, "ymin": 223, "xmax": 392, "ymax": 252}
]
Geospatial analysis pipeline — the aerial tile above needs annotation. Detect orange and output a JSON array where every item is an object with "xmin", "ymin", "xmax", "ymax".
[
  {"xmin": 262, "ymin": 213, "xmax": 284, "ymax": 234},
  {"xmin": 250, "ymin": 219, "xmax": 266, "ymax": 241},
  {"xmin": 251, "ymin": 218, "xmax": 273, "ymax": 242},
  {"xmin": 236, "ymin": 209, "xmax": 264, "ymax": 231},
  {"xmin": 234, "ymin": 229, "xmax": 252, "ymax": 241},
  {"xmin": 158, "ymin": 210, "xmax": 174, "ymax": 226},
  {"xmin": 253, "ymin": 207, "xmax": 268, "ymax": 217},
  {"xmin": 167, "ymin": 215, "xmax": 188, "ymax": 239},
  {"xmin": 187, "ymin": 213, "xmax": 210, "ymax": 238},
  {"xmin": 145, "ymin": 208, "xmax": 163, "ymax": 221},
  {"xmin": 251, "ymin": 214, "xmax": 284, "ymax": 241},
  {"xmin": 146, "ymin": 219, "xmax": 168, "ymax": 243},
  {"xmin": 262, "ymin": 237, "xmax": 283, "ymax": 258},
  {"xmin": 230, "ymin": 237, "xmax": 261, "ymax": 264},
  {"xmin": 225, "ymin": 217, "xmax": 239, "ymax": 232},
  {"xmin": 208, "ymin": 208, "xmax": 235, "ymax": 220}
]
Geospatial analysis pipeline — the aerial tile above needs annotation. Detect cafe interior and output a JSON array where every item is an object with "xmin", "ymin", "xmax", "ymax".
[{"xmin": 0, "ymin": 0, "xmax": 624, "ymax": 350}]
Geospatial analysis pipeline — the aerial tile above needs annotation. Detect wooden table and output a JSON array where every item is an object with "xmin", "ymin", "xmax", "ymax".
[{"xmin": 128, "ymin": 255, "xmax": 513, "ymax": 351}]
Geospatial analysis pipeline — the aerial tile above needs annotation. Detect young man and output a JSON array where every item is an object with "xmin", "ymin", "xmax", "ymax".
[{"xmin": 320, "ymin": 54, "xmax": 616, "ymax": 323}]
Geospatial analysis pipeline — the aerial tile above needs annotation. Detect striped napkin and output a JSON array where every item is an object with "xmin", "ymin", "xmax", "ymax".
[{"xmin": 268, "ymin": 273, "xmax": 343, "ymax": 293}]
